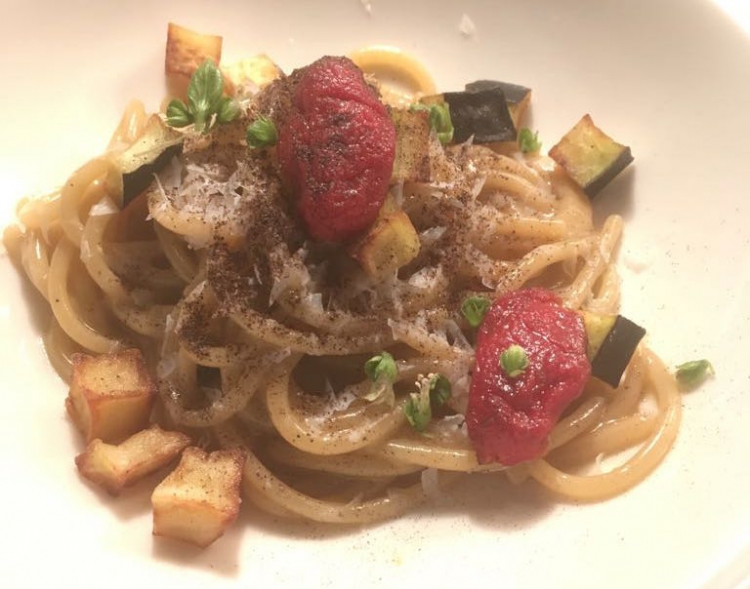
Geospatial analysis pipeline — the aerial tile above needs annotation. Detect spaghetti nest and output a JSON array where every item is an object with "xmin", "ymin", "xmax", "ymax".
[{"xmin": 4, "ymin": 66, "xmax": 680, "ymax": 524}]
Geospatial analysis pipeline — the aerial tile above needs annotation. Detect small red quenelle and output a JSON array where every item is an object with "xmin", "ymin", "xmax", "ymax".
[
  {"xmin": 277, "ymin": 56, "xmax": 396, "ymax": 243},
  {"xmin": 466, "ymin": 288, "xmax": 591, "ymax": 466}
]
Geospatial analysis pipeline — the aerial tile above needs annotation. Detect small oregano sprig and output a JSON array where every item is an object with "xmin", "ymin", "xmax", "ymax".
[
  {"xmin": 404, "ymin": 373, "xmax": 452, "ymax": 432},
  {"xmin": 166, "ymin": 60, "xmax": 239, "ymax": 133}
]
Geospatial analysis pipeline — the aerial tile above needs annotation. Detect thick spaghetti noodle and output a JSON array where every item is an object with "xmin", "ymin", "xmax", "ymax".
[{"xmin": 3, "ymin": 45, "xmax": 682, "ymax": 526}]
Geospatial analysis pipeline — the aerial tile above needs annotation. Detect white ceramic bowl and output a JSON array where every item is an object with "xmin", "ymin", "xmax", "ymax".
[{"xmin": 1, "ymin": 1, "xmax": 749, "ymax": 587}]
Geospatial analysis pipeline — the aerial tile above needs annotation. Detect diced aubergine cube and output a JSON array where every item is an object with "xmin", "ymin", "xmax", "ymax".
[
  {"xmin": 441, "ymin": 88, "xmax": 517, "ymax": 144},
  {"xmin": 351, "ymin": 202, "xmax": 420, "ymax": 280},
  {"xmin": 106, "ymin": 115, "xmax": 184, "ymax": 206},
  {"xmin": 464, "ymin": 80, "xmax": 532, "ymax": 128},
  {"xmin": 549, "ymin": 114, "xmax": 633, "ymax": 198},
  {"xmin": 582, "ymin": 311, "xmax": 646, "ymax": 388},
  {"xmin": 390, "ymin": 108, "xmax": 432, "ymax": 183}
]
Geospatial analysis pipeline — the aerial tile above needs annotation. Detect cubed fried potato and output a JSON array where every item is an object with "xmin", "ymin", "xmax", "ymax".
[
  {"xmin": 66, "ymin": 349, "xmax": 156, "ymax": 444},
  {"xmin": 75, "ymin": 426, "xmax": 191, "ymax": 496},
  {"xmin": 165, "ymin": 22, "xmax": 223, "ymax": 101},
  {"xmin": 221, "ymin": 55, "xmax": 283, "ymax": 97},
  {"xmin": 152, "ymin": 447, "xmax": 247, "ymax": 548}
]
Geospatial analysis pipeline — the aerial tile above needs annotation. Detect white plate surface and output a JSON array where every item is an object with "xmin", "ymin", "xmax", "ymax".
[{"xmin": 1, "ymin": 1, "xmax": 749, "ymax": 588}]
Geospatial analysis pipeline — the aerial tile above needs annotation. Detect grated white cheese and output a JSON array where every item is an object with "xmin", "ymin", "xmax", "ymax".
[
  {"xmin": 157, "ymin": 354, "xmax": 177, "ymax": 379},
  {"xmin": 638, "ymin": 393, "xmax": 659, "ymax": 419},
  {"xmin": 79, "ymin": 237, "xmax": 91, "ymax": 262},
  {"xmin": 469, "ymin": 175, "xmax": 487, "ymax": 202},
  {"xmin": 303, "ymin": 385, "xmax": 361, "ymax": 432},
  {"xmin": 459, "ymin": 13, "xmax": 477, "ymax": 37},
  {"xmin": 420, "ymin": 468, "xmax": 442, "ymax": 500},
  {"xmin": 623, "ymin": 251, "xmax": 652, "ymax": 273},
  {"xmin": 89, "ymin": 197, "xmax": 119, "ymax": 217}
]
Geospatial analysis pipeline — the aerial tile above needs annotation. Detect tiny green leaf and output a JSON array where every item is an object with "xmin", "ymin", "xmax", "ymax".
[
  {"xmin": 364, "ymin": 351, "xmax": 397, "ymax": 383},
  {"xmin": 246, "ymin": 116, "xmax": 278, "ymax": 148},
  {"xmin": 518, "ymin": 128, "xmax": 542, "ymax": 153},
  {"xmin": 429, "ymin": 103, "xmax": 454, "ymax": 145},
  {"xmin": 403, "ymin": 373, "xmax": 452, "ymax": 432},
  {"xmin": 461, "ymin": 296, "xmax": 491, "ymax": 328},
  {"xmin": 216, "ymin": 96, "xmax": 240, "ymax": 124},
  {"xmin": 499, "ymin": 344, "xmax": 529, "ymax": 378},
  {"xmin": 187, "ymin": 60, "xmax": 225, "ymax": 120},
  {"xmin": 675, "ymin": 359, "xmax": 714, "ymax": 390},
  {"xmin": 166, "ymin": 99, "xmax": 192, "ymax": 128},
  {"xmin": 363, "ymin": 352, "xmax": 398, "ymax": 406},
  {"xmin": 404, "ymin": 390, "xmax": 431, "ymax": 432},
  {"xmin": 409, "ymin": 102, "xmax": 454, "ymax": 145},
  {"xmin": 428, "ymin": 374, "xmax": 452, "ymax": 406}
]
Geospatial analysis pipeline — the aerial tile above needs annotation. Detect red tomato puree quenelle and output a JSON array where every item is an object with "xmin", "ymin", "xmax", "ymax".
[
  {"xmin": 466, "ymin": 288, "xmax": 591, "ymax": 465},
  {"xmin": 277, "ymin": 56, "xmax": 396, "ymax": 243}
]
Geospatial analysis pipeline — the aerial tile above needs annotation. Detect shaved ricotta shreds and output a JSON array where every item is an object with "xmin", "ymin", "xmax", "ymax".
[
  {"xmin": 470, "ymin": 175, "xmax": 487, "ymax": 202},
  {"xmin": 89, "ymin": 196, "xmax": 120, "ymax": 217},
  {"xmin": 268, "ymin": 246, "xmax": 312, "ymax": 305},
  {"xmin": 79, "ymin": 236, "xmax": 91, "ymax": 262},
  {"xmin": 157, "ymin": 354, "xmax": 177, "ymax": 379},
  {"xmin": 302, "ymin": 383, "xmax": 365, "ymax": 431},
  {"xmin": 388, "ymin": 314, "xmax": 474, "ymax": 363},
  {"xmin": 420, "ymin": 468, "xmax": 442, "ymax": 500},
  {"xmin": 459, "ymin": 14, "xmax": 477, "ymax": 38},
  {"xmin": 419, "ymin": 226, "xmax": 447, "ymax": 248},
  {"xmin": 407, "ymin": 265, "xmax": 445, "ymax": 290},
  {"xmin": 431, "ymin": 414, "xmax": 468, "ymax": 440},
  {"xmin": 149, "ymin": 145, "xmax": 281, "ymax": 248}
]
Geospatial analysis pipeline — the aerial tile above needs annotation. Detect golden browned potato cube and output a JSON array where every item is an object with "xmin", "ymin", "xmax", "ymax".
[
  {"xmin": 165, "ymin": 22, "xmax": 223, "ymax": 100},
  {"xmin": 151, "ymin": 447, "xmax": 247, "ymax": 548},
  {"xmin": 221, "ymin": 55, "xmax": 283, "ymax": 97},
  {"xmin": 75, "ymin": 426, "xmax": 191, "ymax": 496},
  {"xmin": 66, "ymin": 349, "xmax": 156, "ymax": 444}
]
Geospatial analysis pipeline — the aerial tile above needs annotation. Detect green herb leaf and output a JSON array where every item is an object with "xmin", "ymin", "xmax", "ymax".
[
  {"xmin": 403, "ymin": 373, "xmax": 452, "ymax": 432},
  {"xmin": 409, "ymin": 102, "xmax": 454, "ymax": 145},
  {"xmin": 363, "ymin": 352, "xmax": 398, "ymax": 405},
  {"xmin": 499, "ymin": 344, "xmax": 529, "ymax": 378},
  {"xmin": 187, "ymin": 60, "xmax": 225, "ymax": 121},
  {"xmin": 404, "ymin": 393, "xmax": 431, "ymax": 432},
  {"xmin": 428, "ymin": 374, "xmax": 452, "ymax": 406},
  {"xmin": 675, "ymin": 359, "xmax": 714, "ymax": 390},
  {"xmin": 364, "ymin": 351, "xmax": 398, "ymax": 383},
  {"xmin": 246, "ymin": 116, "xmax": 278, "ymax": 148},
  {"xmin": 404, "ymin": 386, "xmax": 431, "ymax": 432},
  {"xmin": 166, "ymin": 60, "xmax": 236, "ymax": 134},
  {"xmin": 216, "ymin": 96, "xmax": 240, "ymax": 124},
  {"xmin": 429, "ymin": 103, "xmax": 454, "ymax": 145},
  {"xmin": 461, "ymin": 296, "xmax": 491, "ymax": 328},
  {"xmin": 166, "ymin": 99, "xmax": 192, "ymax": 128},
  {"xmin": 518, "ymin": 128, "xmax": 542, "ymax": 153}
]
